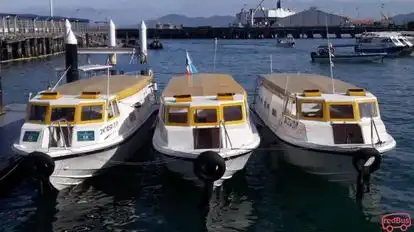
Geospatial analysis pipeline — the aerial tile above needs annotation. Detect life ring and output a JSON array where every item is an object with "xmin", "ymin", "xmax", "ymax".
[
  {"xmin": 352, "ymin": 148, "xmax": 382, "ymax": 174},
  {"xmin": 193, "ymin": 151, "xmax": 226, "ymax": 182}
]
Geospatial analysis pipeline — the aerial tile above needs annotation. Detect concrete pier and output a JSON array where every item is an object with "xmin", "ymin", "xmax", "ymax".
[{"xmin": 0, "ymin": 13, "xmax": 94, "ymax": 64}]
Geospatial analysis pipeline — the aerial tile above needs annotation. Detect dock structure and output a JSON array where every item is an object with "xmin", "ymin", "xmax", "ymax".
[{"xmin": 0, "ymin": 13, "xmax": 90, "ymax": 63}]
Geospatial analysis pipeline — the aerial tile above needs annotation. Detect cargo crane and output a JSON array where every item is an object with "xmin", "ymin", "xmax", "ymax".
[{"xmin": 249, "ymin": 0, "xmax": 270, "ymax": 27}]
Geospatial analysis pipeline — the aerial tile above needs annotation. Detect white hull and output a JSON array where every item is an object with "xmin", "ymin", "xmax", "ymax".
[
  {"xmin": 161, "ymin": 151, "xmax": 252, "ymax": 187},
  {"xmin": 153, "ymin": 125, "xmax": 259, "ymax": 187},
  {"xmin": 277, "ymin": 42, "xmax": 295, "ymax": 48},
  {"xmin": 13, "ymin": 110, "xmax": 157, "ymax": 190},
  {"xmin": 253, "ymin": 111, "xmax": 395, "ymax": 183}
]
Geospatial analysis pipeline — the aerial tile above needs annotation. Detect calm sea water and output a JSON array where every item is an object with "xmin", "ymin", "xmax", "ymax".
[{"xmin": 0, "ymin": 39, "xmax": 413, "ymax": 232}]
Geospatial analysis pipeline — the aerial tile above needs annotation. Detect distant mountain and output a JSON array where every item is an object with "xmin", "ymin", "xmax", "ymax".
[
  {"xmin": 144, "ymin": 14, "xmax": 236, "ymax": 28},
  {"xmin": 392, "ymin": 13, "xmax": 414, "ymax": 25}
]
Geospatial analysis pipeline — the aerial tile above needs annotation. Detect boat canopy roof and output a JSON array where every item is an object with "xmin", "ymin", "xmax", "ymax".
[
  {"xmin": 31, "ymin": 75, "xmax": 152, "ymax": 103},
  {"xmin": 162, "ymin": 73, "xmax": 245, "ymax": 98},
  {"xmin": 260, "ymin": 73, "xmax": 360, "ymax": 95}
]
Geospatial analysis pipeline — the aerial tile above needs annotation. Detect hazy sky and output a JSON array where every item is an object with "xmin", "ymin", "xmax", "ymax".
[{"xmin": 2, "ymin": 0, "xmax": 414, "ymax": 20}]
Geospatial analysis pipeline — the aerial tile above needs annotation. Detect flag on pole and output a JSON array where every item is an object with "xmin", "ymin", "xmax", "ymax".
[{"xmin": 185, "ymin": 51, "xmax": 198, "ymax": 75}]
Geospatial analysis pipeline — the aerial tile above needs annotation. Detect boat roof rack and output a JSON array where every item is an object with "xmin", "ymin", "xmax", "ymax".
[
  {"xmin": 173, "ymin": 94, "xmax": 192, "ymax": 102},
  {"xmin": 303, "ymin": 89, "xmax": 321, "ymax": 97},
  {"xmin": 346, "ymin": 88, "xmax": 366, "ymax": 96},
  {"xmin": 40, "ymin": 91, "xmax": 61, "ymax": 100},
  {"xmin": 80, "ymin": 91, "xmax": 101, "ymax": 99}
]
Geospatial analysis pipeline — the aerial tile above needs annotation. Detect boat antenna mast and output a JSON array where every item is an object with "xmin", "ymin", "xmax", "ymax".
[
  {"xmin": 213, "ymin": 38, "xmax": 218, "ymax": 72},
  {"xmin": 325, "ymin": 17, "xmax": 335, "ymax": 94},
  {"xmin": 269, "ymin": 54, "xmax": 273, "ymax": 73}
]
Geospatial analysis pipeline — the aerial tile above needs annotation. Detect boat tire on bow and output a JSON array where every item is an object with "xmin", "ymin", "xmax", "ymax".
[
  {"xmin": 352, "ymin": 148, "xmax": 382, "ymax": 174},
  {"xmin": 193, "ymin": 151, "xmax": 226, "ymax": 182}
]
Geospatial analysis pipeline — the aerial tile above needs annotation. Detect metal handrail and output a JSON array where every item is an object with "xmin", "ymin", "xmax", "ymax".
[{"xmin": 48, "ymin": 119, "xmax": 72, "ymax": 151}]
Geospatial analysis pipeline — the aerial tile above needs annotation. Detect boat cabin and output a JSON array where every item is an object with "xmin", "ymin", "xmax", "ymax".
[
  {"xmin": 18, "ymin": 74, "xmax": 152, "ymax": 150},
  {"xmin": 257, "ymin": 74, "xmax": 386, "ymax": 145},
  {"xmin": 158, "ymin": 73, "xmax": 250, "ymax": 150}
]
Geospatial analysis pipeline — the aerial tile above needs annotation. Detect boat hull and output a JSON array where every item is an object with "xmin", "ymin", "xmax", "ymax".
[
  {"xmin": 12, "ymin": 110, "xmax": 157, "ymax": 191},
  {"xmin": 311, "ymin": 54, "xmax": 384, "ymax": 63},
  {"xmin": 252, "ymin": 109, "xmax": 395, "ymax": 184},
  {"xmin": 277, "ymin": 42, "xmax": 295, "ymax": 48},
  {"xmin": 161, "ymin": 151, "xmax": 252, "ymax": 187},
  {"xmin": 354, "ymin": 46, "xmax": 413, "ymax": 57}
]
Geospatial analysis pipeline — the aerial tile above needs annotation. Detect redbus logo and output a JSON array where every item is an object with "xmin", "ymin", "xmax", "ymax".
[{"xmin": 381, "ymin": 213, "xmax": 411, "ymax": 232}]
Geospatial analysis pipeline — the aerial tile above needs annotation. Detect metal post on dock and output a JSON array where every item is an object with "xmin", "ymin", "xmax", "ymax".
[
  {"xmin": 0, "ymin": 74, "xmax": 4, "ymax": 115},
  {"xmin": 65, "ymin": 19, "xmax": 79, "ymax": 83},
  {"xmin": 139, "ymin": 20, "xmax": 148, "ymax": 75}
]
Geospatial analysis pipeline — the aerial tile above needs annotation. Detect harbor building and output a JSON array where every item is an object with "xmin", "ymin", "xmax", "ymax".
[{"xmin": 273, "ymin": 7, "xmax": 349, "ymax": 27}]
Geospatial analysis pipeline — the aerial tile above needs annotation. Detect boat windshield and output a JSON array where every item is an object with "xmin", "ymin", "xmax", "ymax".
[
  {"xmin": 358, "ymin": 102, "xmax": 378, "ymax": 118},
  {"xmin": 329, "ymin": 104, "xmax": 354, "ymax": 119},
  {"xmin": 28, "ymin": 104, "xmax": 48, "ymax": 122},
  {"xmin": 51, "ymin": 107, "xmax": 76, "ymax": 122}
]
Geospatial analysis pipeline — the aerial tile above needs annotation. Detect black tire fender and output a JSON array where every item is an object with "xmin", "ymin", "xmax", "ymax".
[
  {"xmin": 352, "ymin": 148, "xmax": 382, "ymax": 174},
  {"xmin": 193, "ymin": 151, "xmax": 226, "ymax": 182},
  {"xmin": 28, "ymin": 152, "xmax": 55, "ymax": 178}
]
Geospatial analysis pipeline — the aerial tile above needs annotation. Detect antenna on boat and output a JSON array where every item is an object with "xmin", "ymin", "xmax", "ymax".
[
  {"xmin": 106, "ymin": 66, "xmax": 110, "ymax": 101},
  {"xmin": 270, "ymin": 54, "xmax": 273, "ymax": 73},
  {"xmin": 213, "ymin": 38, "xmax": 218, "ymax": 72},
  {"xmin": 325, "ymin": 16, "xmax": 336, "ymax": 94}
]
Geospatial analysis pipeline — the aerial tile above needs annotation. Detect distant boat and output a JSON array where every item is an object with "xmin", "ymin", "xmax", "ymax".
[
  {"xmin": 276, "ymin": 37, "xmax": 295, "ymax": 47},
  {"xmin": 310, "ymin": 44, "xmax": 386, "ymax": 63},
  {"xmin": 355, "ymin": 32, "xmax": 413, "ymax": 57}
]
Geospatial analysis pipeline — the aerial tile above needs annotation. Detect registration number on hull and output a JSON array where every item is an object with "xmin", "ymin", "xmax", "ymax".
[{"xmin": 100, "ymin": 121, "xmax": 119, "ymax": 135}]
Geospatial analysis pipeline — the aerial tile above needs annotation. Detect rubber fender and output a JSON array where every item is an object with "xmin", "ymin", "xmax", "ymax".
[
  {"xmin": 27, "ymin": 152, "xmax": 55, "ymax": 178},
  {"xmin": 193, "ymin": 151, "xmax": 226, "ymax": 182},
  {"xmin": 352, "ymin": 148, "xmax": 382, "ymax": 174}
]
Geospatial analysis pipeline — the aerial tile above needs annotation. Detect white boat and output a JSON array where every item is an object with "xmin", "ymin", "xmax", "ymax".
[
  {"xmin": 277, "ymin": 37, "xmax": 295, "ymax": 47},
  {"xmin": 153, "ymin": 73, "xmax": 261, "ymax": 187},
  {"xmin": 10, "ymin": 20, "xmax": 157, "ymax": 191},
  {"xmin": 252, "ymin": 73, "xmax": 396, "ymax": 183},
  {"xmin": 355, "ymin": 32, "xmax": 413, "ymax": 56},
  {"xmin": 11, "ymin": 69, "xmax": 158, "ymax": 190},
  {"xmin": 310, "ymin": 44, "xmax": 385, "ymax": 63}
]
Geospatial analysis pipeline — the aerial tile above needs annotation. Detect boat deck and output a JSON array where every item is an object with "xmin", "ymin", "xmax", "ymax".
[
  {"xmin": 51, "ymin": 75, "xmax": 152, "ymax": 100},
  {"xmin": 261, "ymin": 73, "xmax": 360, "ymax": 95},
  {"xmin": 162, "ymin": 73, "xmax": 245, "ymax": 97}
]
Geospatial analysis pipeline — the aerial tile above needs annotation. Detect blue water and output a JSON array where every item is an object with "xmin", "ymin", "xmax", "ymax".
[{"xmin": 0, "ymin": 39, "xmax": 413, "ymax": 232}]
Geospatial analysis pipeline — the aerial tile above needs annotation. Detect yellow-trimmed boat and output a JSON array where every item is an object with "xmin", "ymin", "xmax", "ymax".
[
  {"xmin": 12, "ymin": 72, "xmax": 158, "ymax": 190},
  {"xmin": 153, "ymin": 73, "xmax": 260, "ymax": 186},
  {"xmin": 252, "ymin": 73, "xmax": 396, "ymax": 183}
]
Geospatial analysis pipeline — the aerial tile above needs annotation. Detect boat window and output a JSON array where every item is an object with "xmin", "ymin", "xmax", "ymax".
[
  {"xmin": 329, "ymin": 104, "xmax": 354, "ymax": 119},
  {"xmin": 300, "ymin": 102, "xmax": 323, "ymax": 118},
  {"xmin": 28, "ymin": 104, "xmax": 48, "ymax": 122},
  {"xmin": 167, "ymin": 107, "xmax": 188, "ymax": 124},
  {"xmin": 194, "ymin": 108, "xmax": 217, "ymax": 123},
  {"xmin": 391, "ymin": 38, "xmax": 400, "ymax": 44},
  {"xmin": 81, "ymin": 105, "xmax": 103, "ymax": 121},
  {"xmin": 397, "ymin": 38, "xmax": 406, "ymax": 45},
  {"xmin": 272, "ymin": 108, "xmax": 277, "ymax": 117},
  {"xmin": 223, "ymin": 105, "xmax": 243, "ymax": 121},
  {"xmin": 51, "ymin": 107, "xmax": 75, "ymax": 122},
  {"xmin": 359, "ymin": 102, "xmax": 378, "ymax": 118},
  {"xmin": 107, "ymin": 100, "xmax": 120, "ymax": 119}
]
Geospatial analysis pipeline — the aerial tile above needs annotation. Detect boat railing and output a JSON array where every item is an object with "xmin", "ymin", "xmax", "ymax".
[
  {"xmin": 219, "ymin": 120, "xmax": 233, "ymax": 151},
  {"xmin": 370, "ymin": 116, "xmax": 383, "ymax": 146},
  {"xmin": 48, "ymin": 119, "xmax": 73, "ymax": 151}
]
